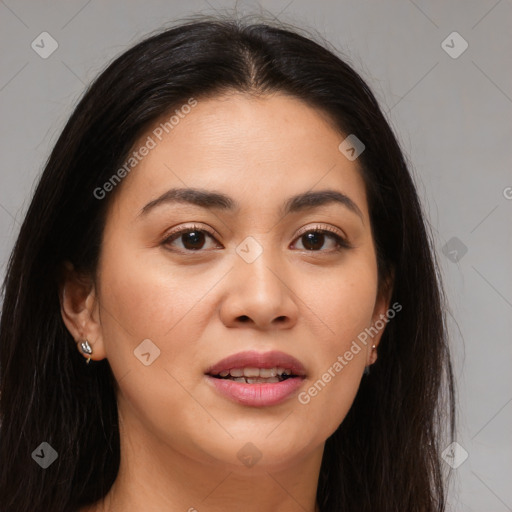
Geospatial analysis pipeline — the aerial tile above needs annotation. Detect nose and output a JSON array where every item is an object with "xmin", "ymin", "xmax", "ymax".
[{"xmin": 219, "ymin": 247, "xmax": 299, "ymax": 330}]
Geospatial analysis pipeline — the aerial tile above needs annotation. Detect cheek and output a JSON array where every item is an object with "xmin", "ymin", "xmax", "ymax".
[
  {"xmin": 96, "ymin": 235, "xmax": 222, "ymax": 385},
  {"xmin": 98, "ymin": 233, "xmax": 213, "ymax": 337},
  {"xmin": 293, "ymin": 251, "xmax": 378, "ymax": 432},
  {"xmin": 96, "ymin": 241, "xmax": 219, "ymax": 452},
  {"xmin": 296, "ymin": 248, "xmax": 379, "ymax": 346}
]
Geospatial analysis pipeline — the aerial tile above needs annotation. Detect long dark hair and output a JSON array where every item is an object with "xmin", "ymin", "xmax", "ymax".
[{"xmin": 0, "ymin": 14, "xmax": 455, "ymax": 512}]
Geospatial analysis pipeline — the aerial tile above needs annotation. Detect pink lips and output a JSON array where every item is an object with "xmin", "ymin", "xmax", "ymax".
[{"xmin": 205, "ymin": 350, "xmax": 306, "ymax": 407}]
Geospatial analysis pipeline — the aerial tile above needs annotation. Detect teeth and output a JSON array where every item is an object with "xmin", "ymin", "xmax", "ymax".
[
  {"xmin": 246, "ymin": 377, "xmax": 280, "ymax": 384},
  {"xmin": 230, "ymin": 376, "xmax": 282, "ymax": 384},
  {"xmin": 216, "ymin": 367, "xmax": 294, "ymax": 378},
  {"xmin": 213, "ymin": 366, "xmax": 297, "ymax": 381},
  {"xmin": 243, "ymin": 367, "xmax": 260, "ymax": 377}
]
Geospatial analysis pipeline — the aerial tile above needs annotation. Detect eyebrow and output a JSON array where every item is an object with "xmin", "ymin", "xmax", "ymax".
[{"xmin": 138, "ymin": 187, "xmax": 363, "ymax": 220}]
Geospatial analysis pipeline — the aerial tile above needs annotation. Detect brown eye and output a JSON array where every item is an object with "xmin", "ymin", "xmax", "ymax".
[
  {"xmin": 301, "ymin": 232, "xmax": 326, "ymax": 251},
  {"xmin": 176, "ymin": 230, "xmax": 207, "ymax": 250},
  {"xmin": 162, "ymin": 225, "xmax": 220, "ymax": 252},
  {"xmin": 293, "ymin": 229, "xmax": 350, "ymax": 252}
]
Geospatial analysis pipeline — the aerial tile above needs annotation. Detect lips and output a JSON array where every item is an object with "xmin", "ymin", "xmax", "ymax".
[{"xmin": 204, "ymin": 350, "xmax": 307, "ymax": 407}]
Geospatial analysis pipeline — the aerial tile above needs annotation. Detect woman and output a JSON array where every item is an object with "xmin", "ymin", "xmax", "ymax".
[{"xmin": 0, "ymin": 14, "xmax": 455, "ymax": 512}]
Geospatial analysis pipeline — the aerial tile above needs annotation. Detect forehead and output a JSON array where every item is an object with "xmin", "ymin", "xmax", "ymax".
[{"xmin": 108, "ymin": 92, "xmax": 369, "ymax": 220}]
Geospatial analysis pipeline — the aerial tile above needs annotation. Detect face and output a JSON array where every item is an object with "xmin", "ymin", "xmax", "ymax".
[{"xmin": 65, "ymin": 91, "xmax": 390, "ymax": 473}]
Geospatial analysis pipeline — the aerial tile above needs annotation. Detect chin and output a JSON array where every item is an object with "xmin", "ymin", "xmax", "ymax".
[{"xmin": 196, "ymin": 433, "xmax": 317, "ymax": 473}]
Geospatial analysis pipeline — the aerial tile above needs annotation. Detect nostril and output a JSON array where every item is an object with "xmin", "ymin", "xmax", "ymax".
[{"xmin": 238, "ymin": 315, "xmax": 250, "ymax": 322}]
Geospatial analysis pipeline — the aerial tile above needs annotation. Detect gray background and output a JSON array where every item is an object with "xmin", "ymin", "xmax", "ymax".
[{"xmin": 1, "ymin": 1, "xmax": 511, "ymax": 510}]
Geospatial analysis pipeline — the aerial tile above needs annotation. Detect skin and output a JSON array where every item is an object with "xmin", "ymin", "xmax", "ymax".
[{"xmin": 60, "ymin": 91, "xmax": 392, "ymax": 512}]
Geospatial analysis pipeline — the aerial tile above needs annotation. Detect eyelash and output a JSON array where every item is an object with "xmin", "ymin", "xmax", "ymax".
[{"xmin": 161, "ymin": 223, "xmax": 352, "ymax": 253}]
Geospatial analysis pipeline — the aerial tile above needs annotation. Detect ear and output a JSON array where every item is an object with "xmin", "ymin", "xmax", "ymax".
[
  {"xmin": 367, "ymin": 268, "xmax": 395, "ymax": 366},
  {"xmin": 58, "ymin": 261, "xmax": 107, "ymax": 362}
]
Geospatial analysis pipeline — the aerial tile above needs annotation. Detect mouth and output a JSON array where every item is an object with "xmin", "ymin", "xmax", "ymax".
[
  {"xmin": 205, "ymin": 349, "xmax": 306, "ymax": 381},
  {"xmin": 204, "ymin": 350, "xmax": 306, "ymax": 407}
]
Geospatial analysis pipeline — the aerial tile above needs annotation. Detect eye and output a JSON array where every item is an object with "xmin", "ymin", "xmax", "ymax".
[
  {"xmin": 292, "ymin": 225, "xmax": 351, "ymax": 252},
  {"xmin": 162, "ymin": 224, "xmax": 220, "ymax": 252}
]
